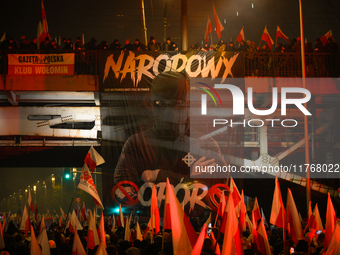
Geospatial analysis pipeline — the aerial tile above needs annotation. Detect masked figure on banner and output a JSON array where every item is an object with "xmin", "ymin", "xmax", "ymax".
[{"xmin": 114, "ymin": 71, "xmax": 228, "ymax": 187}]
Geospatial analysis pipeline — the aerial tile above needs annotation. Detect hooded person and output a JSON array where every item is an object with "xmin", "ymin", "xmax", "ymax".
[{"xmin": 114, "ymin": 71, "xmax": 226, "ymax": 186}]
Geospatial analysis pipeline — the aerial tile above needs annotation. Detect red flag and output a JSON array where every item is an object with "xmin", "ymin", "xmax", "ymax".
[
  {"xmin": 214, "ymin": 190, "xmax": 226, "ymax": 228},
  {"xmin": 30, "ymin": 225, "xmax": 43, "ymax": 255},
  {"xmin": 88, "ymin": 211, "xmax": 100, "ymax": 250},
  {"xmin": 81, "ymin": 201, "xmax": 87, "ymax": 222},
  {"xmin": 325, "ymin": 220, "xmax": 340, "ymax": 255},
  {"xmin": 210, "ymin": 231, "xmax": 221, "ymax": 255},
  {"xmin": 230, "ymin": 177, "xmax": 242, "ymax": 214},
  {"xmin": 221, "ymin": 193, "xmax": 244, "ymax": 255},
  {"xmin": 41, "ymin": 0, "xmax": 49, "ymax": 36},
  {"xmin": 19, "ymin": 205, "xmax": 30, "ymax": 232},
  {"xmin": 28, "ymin": 189, "xmax": 33, "ymax": 212},
  {"xmin": 270, "ymin": 177, "xmax": 285, "ymax": 229},
  {"xmin": 213, "ymin": 3, "xmax": 224, "ymax": 39},
  {"xmin": 257, "ymin": 219, "xmax": 271, "ymax": 255},
  {"xmin": 320, "ymin": 30, "xmax": 333, "ymax": 46},
  {"xmin": 166, "ymin": 178, "xmax": 198, "ymax": 254},
  {"xmin": 72, "ymin": 227, "xmax": 87, "ymax": 255},
  {"xmin": 205, "ymin": 16, "xmax": 213, "ymax": 43},
  {"xmin": 307, "ymin": 201, "xmax": 312, "ymax": 224},
  {"xmin": 216, "ymin": 190, "xmax": 226, "ymax": 218},
  {"xmin": 0, "ymin": 221, "xmax": 4, "ymax": 250},
  {"xmin": 84, "ymin": 146, "xmax": 105, "ymax": 172},
  {"xmin": 261, "ymin": 26, "xmax": 274, "ymax": 50},
  {"xmin": 324, "ymin": 193, "xmax": 337, "ymax": 251},
  {"xmin": 98, "ymin": 212, "xmax": 106, "ymax": 248},
  {"xmin": 253, "ymin": 197, "xmax": 261, "ymax": 223},
  {"xmin": 252, "ymin": 212, "xmax": 259, "ymax": 243},
  {"xmin": 236, "ymin": 27, "xmax": 245, "ymax": 43},
  {"xmin": 151, "ymin": 184, "xmax": 161, "ymax": 235},
  {"xmin": 163, "ymin": 184, "xmax": 171, "ymax": 230},
  {"xmin": 190, "ymin": 224, "xmax": 207, "ymax": 255},
  {"xmin": 239, "ymin": 190, "xmax": 246, "ymax": 234},
  {"xmin": 35, "ymin": 202, "xmax": 39, "ymax": 221},
  {"xmin": 276, "ymin": 25, "xmax": 289, "ymax": 42},
  {"xmin": 286, "ymin": 189, "xmax": 303, "ymax": 244},
  {"xmin": 77, "ymin": 164, "xmax": 104, "ymax": 209}
]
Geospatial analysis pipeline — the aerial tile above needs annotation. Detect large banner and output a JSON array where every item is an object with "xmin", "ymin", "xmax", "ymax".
[
  {"xmin": 98, "ymin": 50, "xmax": 244, "ymax": 91},
  {"xmin": 8, "ymin": 53, "xmax": 75, "ymax": 75}
]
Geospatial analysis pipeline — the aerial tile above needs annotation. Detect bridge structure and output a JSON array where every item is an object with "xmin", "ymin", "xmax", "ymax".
[{"xmin": 1, "ymin": 50, "xmax": 339, "ymax": 213}]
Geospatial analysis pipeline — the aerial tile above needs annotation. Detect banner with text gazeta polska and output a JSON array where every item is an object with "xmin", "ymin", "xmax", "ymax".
[
  {"xmin": 7, "ymin": 53, "xmax": 75, "ymax": 75},
  {"xmin": 98, "ymin": 50, "xmax": 244, "ymax": 90}
]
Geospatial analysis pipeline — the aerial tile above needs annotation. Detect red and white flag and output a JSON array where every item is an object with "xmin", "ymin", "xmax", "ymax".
[
  {"xmin": 276, "ymin": 25, "xmax": 289, "ymax": 42},
  {"xmin": 84, "ymin": 146, "xmax": 105, "ymax": 173},
  {"xmin": 324, "ymin": 193, "xmax": 337, "ymax": 252},
  {"xmin": 28, "ymin": 189, "xmax": 33, "ymax": 212},
  {"xmin": 94, "ymin": 242, "xmax": 108, "ymax": 255},
  {"xmin": 78, "ymin": 164, "xmax": 104, "ymax": 209},
  {"xmin": 39, "ymin": 214, "xmax": 45, "ymax": 233},
  {"xmin": 136, "ymin": 221, "xmax": 143, "ymax": 241},
  {"xmin": 81, "ymin": 201, "xmax": 87, "ymax": 222},
  {"xmin": 191, "ymin": 224, "xmax": 207, "ymax": 255},
  {"xmin": 67, "ymin": 210, "xmax": 83, "ymax": 233},
  {"xmin": 307, "ymin": 201, "xmax": 312, "ymax": 224},
  {"xmin": 221, "ymin": 194, "xmax": 244, "ymax": 255},
  {"xmin": 124, "ymin": 215, "xmax": 132, "ymax": 242},
  {"xmin": 151, "ymin": 184, "xmax": 161, "ymax": 236},
  {"xmin": 257, "ymin": 219, "xmax": 271, "ymax": 255},
  {"xmin": 19, "ymin": 205, "xmax": 30, "ymax": 232},
  {"xmin": 37, "ymin": 227, "xmax": 50, "ymax": 255},
  {"xmin": 118, "ymin": 204, "xmax": 124, "ymax": 227},
  {"xmin": 261, "ymin": 26, "xmax": 274, "ymax": 50},
  {"xmin": 236, "ymin": 27, "xmax": 245, "ymax": 43},
  {"xmin": 72, "ymin": 227, "xmax": 87, "ymax": 255},
  {"xmin": 213, "ymin": 3, "xmax": 224, "ymax": 39},
  {"xmin": 60, "ymin": 207, "xmax": 66, "ymax": 220},
  {"xmin": 166, "ymin": 178, "xmax": 198, "ymax": 254},
  {"xmin": 111, "ymin": 214, "xmax": 116, "ymax": 232},
  {"xmin": 325, "ymin": 220, "xmax": 340, "ymax": 255},
  {"xmin": 88, "ymin": 211, "xmax": 100, "ymax": 250},
  {"xmin": 205, "ymin": 16, "xmax": 213, "ymax": 43},
  {"xmin": 41, "ymin": 0, "xmax": 49, "ymax": 37},
  {"xmin": 98, "ymin": 212, "xmax": 106, "ymax": 248},
  {"xmin": 286, "ymin": 189, "xmax": 303, "ymax": 244},
  {"xmin": 270, "ymin": 177, "xmax": 285, "ymax": 229},
  {"xmin": 253, "ymin": 197, "xmax": 261, "ymax": 223},
  {"xmin": 320, "ymin": 30, "xmax": 333, "ymax": 46},
  {"xmin": 239, "ymin": 190, "xmax": 246, "ymax": 234},
  {"xmin": 306, "ymin": 203, "xmax": 323, "ymax": 231},
  {"xmin": 251, "ymin": 211, "xmax": 258, "ymax": 244},
  {"xmin": 230, "ymin": 177, "xmax": 242, "ymax": 214},
  {"xmin": 30, "ymin": 225, "xmax": 43, "ymax": 255}
]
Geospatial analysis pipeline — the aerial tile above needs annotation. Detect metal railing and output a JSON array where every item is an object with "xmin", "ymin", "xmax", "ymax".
[
  {"xmin": 0, "ymin": 50, "xmax": 339, "ymax": 77},
  {"xmin": 243, "ymin": 52, "xmax": 339, "ymax": 77}
]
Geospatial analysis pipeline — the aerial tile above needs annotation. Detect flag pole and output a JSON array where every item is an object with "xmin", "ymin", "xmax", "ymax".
[
  {"xmin": 210, "ymin": 33, "xmax": 213, "ymax": 46},
  {"xmin": 299, "ymin": 0, "xmax": 311, "ymax": 212},
  {"xmin": 65, "ymin": 177, "xmax": 82, "ymax": 221}
]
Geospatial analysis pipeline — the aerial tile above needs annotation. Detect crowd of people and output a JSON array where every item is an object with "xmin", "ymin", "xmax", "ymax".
[
  {"xmin": 0, "ymin": 211, "xmax": 335, "ymax": 255},
  {"xmin": 0, "ymin": 34, "xmax": 339, "ymax": 55},
  {"xmin": 0, "ymin": 35, "xmax": 179, "ymax": 52}
]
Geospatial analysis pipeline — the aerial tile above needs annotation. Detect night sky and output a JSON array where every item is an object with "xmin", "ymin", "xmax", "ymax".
[{"xmin": 1, "ymin": 0, "xmax": 340, "ymax": 48}]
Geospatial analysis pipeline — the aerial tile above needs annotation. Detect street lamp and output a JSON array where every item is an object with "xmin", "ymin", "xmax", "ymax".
[{"xmin": 33, "ymin": 185, "xmax": 37, "ymax": 194}]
